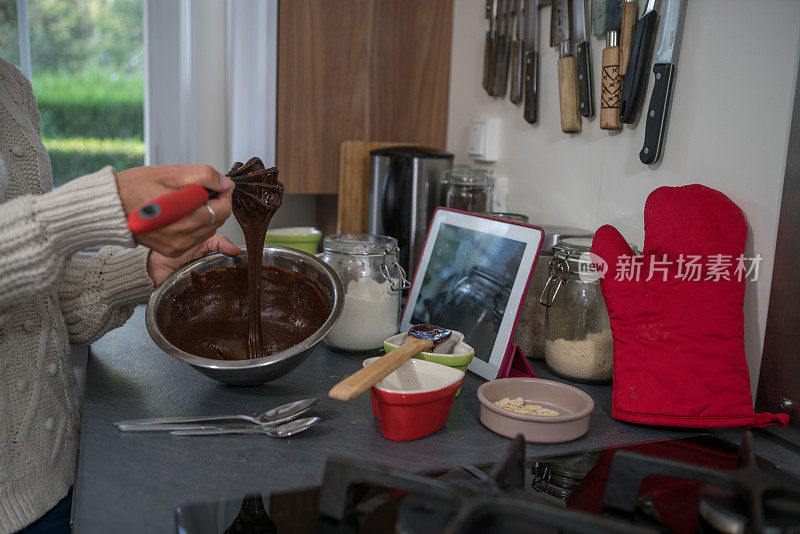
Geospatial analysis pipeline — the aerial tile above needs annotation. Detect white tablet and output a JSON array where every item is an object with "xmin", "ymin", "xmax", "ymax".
[{"xmin": 401, "ymin": 208, "xmax": 544, "ymax": 380}]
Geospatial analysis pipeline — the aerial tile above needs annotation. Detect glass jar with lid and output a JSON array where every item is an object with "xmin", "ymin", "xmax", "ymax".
[
  {"xmin": 320, "ymin": 234, "xmax": 410, "ymax": 353},
  {"xmin": 540, "ymin": 237, "xmax": 614, "ymax": 383},
  {"xmin": 475, "ymin": 212, "xmax": 530, "ymax": 223},
  {"xmin": 441, "ymin": 168, "xmax": 494, "ymax": 213},
  {"xmin": 513, "ymin": 226, "xmax": 592, "ymax": 360}
]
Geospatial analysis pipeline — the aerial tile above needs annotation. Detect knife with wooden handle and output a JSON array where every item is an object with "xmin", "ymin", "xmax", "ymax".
[
  {"xmin": 593, "ymin": 0, "xmax": 623, "ymax": 130},
  {"xmin": 620, "ymin": 0, "xmax": 658, "ymax": 123},
  {"xmin": 492, "ymin": 0, "xmax": 512, "ymax": 96},
  {"xmin": 619, "ymin": 0, "xmax": 638, "ymax": 76},
  {"xmin": 483, "ymin": 0, "xmax": 498, "ymax": 93},
  {"xmin": 523, "ymin": 0, "xmax": 539, "ymax": 123},
  {"xmin": 509, "ymin": 0, "xmax": 525, "ymax": 103},
  {"xmin": 551, "ymin": 0, "xmax": 580, "ymax": 133},
  {"xmin": 641, "ymin": 0, "xmax": 685, "ymax": 165}
]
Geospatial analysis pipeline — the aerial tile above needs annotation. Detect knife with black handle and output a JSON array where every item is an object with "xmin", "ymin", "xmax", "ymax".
[
  {"xmin": 640, "ymin": 63, "xmax": 675, "ymax": 164},
  {"xmin": 620, "ymin": 0, "xmax": 658, "ymax": 123},
  {"xmin": 571, "ymin": 0, "xmax": 593, "ymax": 117},
  {"xmin": 523, "ymin": 0, "xmax": 538, "ymax": 123},
  {"xmin": 640, "ymin": 0, "xmax": 684, "ymax": 165}
]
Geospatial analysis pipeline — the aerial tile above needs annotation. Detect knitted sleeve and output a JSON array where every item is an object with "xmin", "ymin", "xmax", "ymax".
[
  {"xmin": 59, "ymin": 246, "xmax": 154, "ymax": 344},
  {"xmin": 0, "ymin": 166, "xmax": 138, "ymax": 313}
]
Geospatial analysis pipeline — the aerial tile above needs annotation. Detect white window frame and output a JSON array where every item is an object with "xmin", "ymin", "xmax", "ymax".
[
  {"xmin": 15, "ymin": 0, "xmax": 31, "ymax": 79},
  {"xmin": 145, "ymin": 0, "xmax": 278, "ymax": 169}
]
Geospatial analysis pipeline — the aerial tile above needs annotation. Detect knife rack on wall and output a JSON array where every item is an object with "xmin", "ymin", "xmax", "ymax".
[{"xmin": 482, "ymin": 0, "xmax": 684, "ymax": 167}]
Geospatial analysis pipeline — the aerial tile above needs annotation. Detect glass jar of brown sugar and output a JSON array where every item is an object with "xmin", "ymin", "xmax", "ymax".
[
  {"xmin": 513, "ymin": 226, "xmax": 592, "ymax": 361},
  {"xmin": 441, "ymin": 168, "xmax": 494, "ymax": 213}
]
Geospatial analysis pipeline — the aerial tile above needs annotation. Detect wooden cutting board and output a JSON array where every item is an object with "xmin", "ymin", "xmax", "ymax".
[{"xmin": 337, "ymin": 140, "xmax": 417, "ymax": 234}]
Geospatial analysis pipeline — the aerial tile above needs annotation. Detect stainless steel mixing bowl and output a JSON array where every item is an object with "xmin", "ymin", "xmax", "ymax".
[{"xmin": 145, "ymin": 247, "xmax": 343, "ymax": 386}]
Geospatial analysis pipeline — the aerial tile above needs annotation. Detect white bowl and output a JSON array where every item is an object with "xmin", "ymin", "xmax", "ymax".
[{"xmin": 362, "ymin": 357, "xmax": 465, "ymax": 394}]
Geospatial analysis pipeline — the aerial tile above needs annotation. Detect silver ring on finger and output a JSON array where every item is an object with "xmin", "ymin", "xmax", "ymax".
[{"xmin": 205, "ymin": 203, "xmax": 216, "ymax": 225}]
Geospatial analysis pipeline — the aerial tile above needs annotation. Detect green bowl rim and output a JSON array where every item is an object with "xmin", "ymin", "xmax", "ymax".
[{"xmin": 383, "ymin": 341, "xmax": 474, "ymax": 367}]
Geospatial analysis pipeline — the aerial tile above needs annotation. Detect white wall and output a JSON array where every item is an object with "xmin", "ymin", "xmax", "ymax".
[{"xmin": 447, "ymin": 0, "xmax": 800, "ymax": 392}]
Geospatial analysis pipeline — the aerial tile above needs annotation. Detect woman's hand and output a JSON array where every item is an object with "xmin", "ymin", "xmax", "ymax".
[
  {"xmin": 116, "ymin": 165, "xmax": 235, "ymax": 257},
  {"xmin": 147, "ymin": 235, "xmax": 242, "ymax": 287}
]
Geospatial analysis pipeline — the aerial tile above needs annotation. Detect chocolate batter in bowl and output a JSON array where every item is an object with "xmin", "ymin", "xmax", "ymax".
[
  {"xmin": 161, "ymin": 264, "xmax": 330, "ymax": 361},
  {"xmin": 144, "ymin": 158, "xmax": 343, "ymax": 385},
  {"xmin": 146, "ymin": 248, "xmax": 344, "ymax": 386}
]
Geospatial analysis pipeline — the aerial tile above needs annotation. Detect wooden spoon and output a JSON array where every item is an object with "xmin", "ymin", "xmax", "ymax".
[{"xmin": 328, "ymin": 325, "xmax": 452, "ymax": 401}]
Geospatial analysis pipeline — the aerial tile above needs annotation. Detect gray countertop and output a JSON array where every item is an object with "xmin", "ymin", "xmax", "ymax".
[{"xmin": 72, "ymin": 305, "xmax": 800, "ymax": 533}]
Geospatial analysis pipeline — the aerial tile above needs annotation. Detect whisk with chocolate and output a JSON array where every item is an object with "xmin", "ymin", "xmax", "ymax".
[
  {"xmin": 150, "ymin": 157, "xmax": 338, "ymax": 369},
  {"xmin": 227, "ymin": 157, "xmax": 284, "ymax": 359}
]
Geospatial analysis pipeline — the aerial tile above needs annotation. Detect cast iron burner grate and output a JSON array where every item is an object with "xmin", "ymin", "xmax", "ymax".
[
  {"xmin": 602, "ymin": 431, "xmax": 800, "ymax": 534},
  {"xmin": 318, "ymin": 435, "xmax": 655, "ymax": 534}
]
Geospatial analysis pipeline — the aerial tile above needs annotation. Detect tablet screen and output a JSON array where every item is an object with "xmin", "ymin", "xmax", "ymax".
[{"xmin": 408, "ymin": 223, "xmax": 527, "ymax": 361}]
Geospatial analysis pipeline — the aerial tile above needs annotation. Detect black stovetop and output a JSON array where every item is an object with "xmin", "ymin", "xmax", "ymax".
[{"xmin": 175, "ymin": 434, "xmax": 800, "ymax": 534}]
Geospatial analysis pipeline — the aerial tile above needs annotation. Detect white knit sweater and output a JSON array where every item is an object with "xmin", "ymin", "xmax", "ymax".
[{"xmin": 0, "ymin": 58, "xmax": 155, "ymax": 532}]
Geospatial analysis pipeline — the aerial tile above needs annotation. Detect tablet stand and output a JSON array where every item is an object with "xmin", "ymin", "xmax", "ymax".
[{"xmin": 495, "ymin": 342, "xmax": 537, "ymax": 379}]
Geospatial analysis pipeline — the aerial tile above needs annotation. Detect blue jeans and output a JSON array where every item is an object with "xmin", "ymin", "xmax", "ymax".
[{"xmin": 15, "ymin": 488, "xmax": 72, "ymax": 534}]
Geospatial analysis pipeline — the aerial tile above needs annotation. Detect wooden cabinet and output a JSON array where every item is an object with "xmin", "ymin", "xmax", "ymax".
[{"xmin": 277, "ymin": 0, "xmax": 453, "ymax": 194}]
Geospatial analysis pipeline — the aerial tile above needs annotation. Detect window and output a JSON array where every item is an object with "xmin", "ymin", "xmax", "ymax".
[
  {"xmin": 3, "ymin": 0, "xmax": 145, "ymax": 187},
  {"xmin": 3, "ymin": 0, "xmax": 278, "ymax": 190}
]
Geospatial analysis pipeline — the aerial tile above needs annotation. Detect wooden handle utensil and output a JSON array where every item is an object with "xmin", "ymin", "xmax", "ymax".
[
  {"xmin": 557, "ymin": 54, "xmax": 581, "ymax": 133},
  {"xmin": 328, "ymin": 325, "xmax": 452, "ymax": 402},
  {"xmin": 619, "ymin": 0, "xmax": 638, "ymax": 76},
  {"xmin": 600, "ymin": 32, "xmax": 623, "ymax": 130}
]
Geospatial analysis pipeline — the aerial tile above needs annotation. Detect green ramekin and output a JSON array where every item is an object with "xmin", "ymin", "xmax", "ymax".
[
  {"xmin": 383, "ymin": 331, "xmax": 475, "ymax": 396},
  {"xmin": 265, "ymin": 227, "xmax": 322, "ymax": 254}
]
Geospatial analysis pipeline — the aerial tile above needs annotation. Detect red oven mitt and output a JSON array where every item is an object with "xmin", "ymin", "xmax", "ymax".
[{"xmin": 591, "ymin": 184, "xmax": 788, "ymax": 428}]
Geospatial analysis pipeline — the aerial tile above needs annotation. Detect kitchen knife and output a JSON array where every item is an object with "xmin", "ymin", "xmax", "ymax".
[
  {"xmin": 523, "ymin": 0, "xmax": 539, "ymax": 123},
  {"xmin": 592, "ymin": 0, "xmax": 623, "ymax": 130},
  {"xmin": 640, "ymin": 0, "xmax": 685, "ymax": 165},
  {"xmin": 551, "ymin": 0, "xmax": 581, "ymax": 132},
  {"xmin": 483, "ymin": 0, "xmax": 498, "ymax": 94},
  {"xmin": 619, "ymin": 0, "xmax": 638, "ymax": 76},
  {"xmin": 509, "ymin": 0, "xmax": 525, "ymax": 104},
  {"xmin": 492, "ymin": 0, "xmax": 513, "ymax": 96},
  {"xmin": 571, "ymin": 0, "xmax": 593, "ymax": 117},
  {"xmin": 619, "ymin": 0, "xmax": 658, "ymax": 123},
  {"xmin": 127, "ymin": 185, "xmax": 219, "ymax": 234}
]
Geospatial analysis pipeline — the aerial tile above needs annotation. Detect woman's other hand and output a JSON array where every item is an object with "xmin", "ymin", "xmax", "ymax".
[
  {"xmin": 147, "ymin": 235, "xmax": 242, "ymax": 287},
  {"xmin": 116, "ymin": 165, "xmax": 235, "ymax": 257}
]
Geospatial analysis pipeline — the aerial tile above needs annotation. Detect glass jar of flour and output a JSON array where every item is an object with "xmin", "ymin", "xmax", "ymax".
[{"xmin": 321, "ymin": 234, "xmax": 409, "ymax": 353}]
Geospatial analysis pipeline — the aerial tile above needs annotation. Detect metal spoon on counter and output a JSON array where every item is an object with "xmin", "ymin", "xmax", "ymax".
[
  {"xmin": 114, "ymin": 397, "xmax": 319, "ymax": 431},
  {"xmin": 169, "ymin": 417, "xmax": 321, "ymax": 437}
]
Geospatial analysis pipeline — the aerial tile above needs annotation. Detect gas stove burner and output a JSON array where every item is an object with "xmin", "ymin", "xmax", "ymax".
[
  {"xmin": 530, "ymin": 450, "xmax": 601, "ymax": 500},
  {"xmin": 318, "ymin": 435, "xmax": 655, "ymax": 534},
  {"xmin": 603, "ymin": 431, "xmax": 800, "ymax": 534},
  {"xmin": 699, "ymin": 484, "xmax": 800, "ymax": 534}
]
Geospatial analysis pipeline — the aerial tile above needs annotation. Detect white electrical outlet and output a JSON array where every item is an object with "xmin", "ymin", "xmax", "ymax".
[{"xmin": 468, "ymin": 118, "xmax": 500, "ymax": 162}]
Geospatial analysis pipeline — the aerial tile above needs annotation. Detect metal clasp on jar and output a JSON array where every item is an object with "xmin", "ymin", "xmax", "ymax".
[
  {"xmin": 379, "ymin": 247, "xmax": 411, "ymax": 292},
  {"xmin": 539, "ymin": 247, "xmax": 571, "ymax": 307}
]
